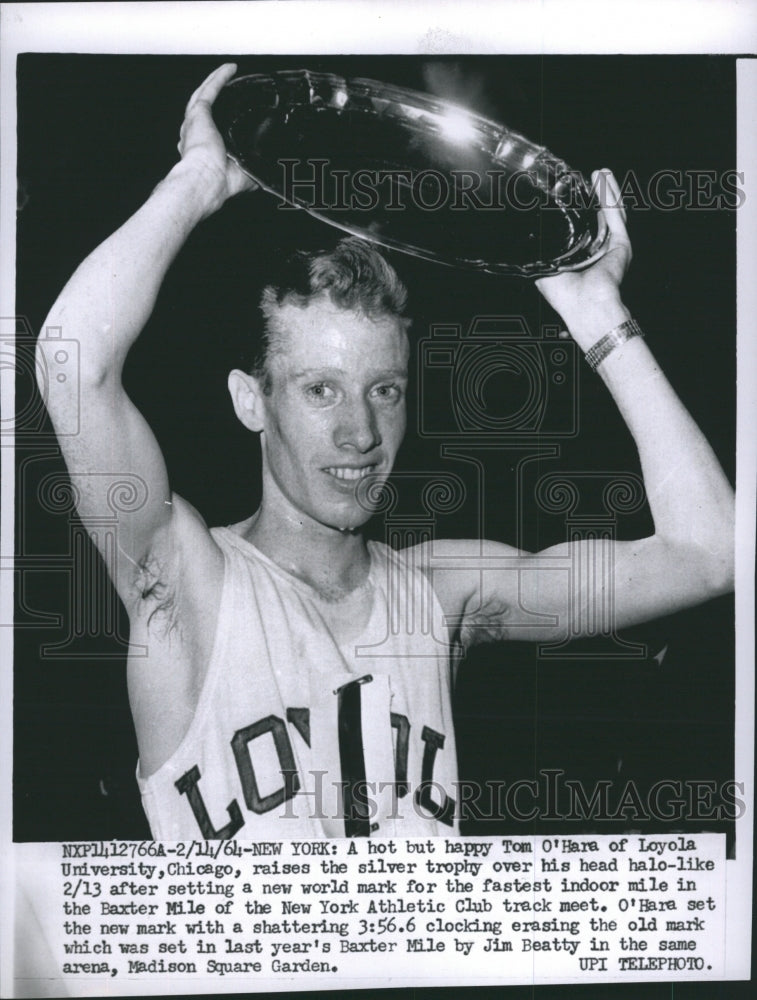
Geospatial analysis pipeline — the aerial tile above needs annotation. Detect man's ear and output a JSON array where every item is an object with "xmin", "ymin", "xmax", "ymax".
[{"xmin": 228, "ymin": 369, "xmax": 267, "ymax": 432}]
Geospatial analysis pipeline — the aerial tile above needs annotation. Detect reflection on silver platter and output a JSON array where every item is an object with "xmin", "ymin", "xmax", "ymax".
[{"xmin": 213, "ymin": 70, "xmax": 608, "ymax": 277}]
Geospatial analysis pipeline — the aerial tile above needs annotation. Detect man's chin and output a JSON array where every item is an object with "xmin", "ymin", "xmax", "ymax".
[
  {"xmin": 319, "ymin": 477, "xmax": 390, "ymax": 532},
  {"xmin": 327, "ymin": 507, "xmax": 375, "ymax": 534}
]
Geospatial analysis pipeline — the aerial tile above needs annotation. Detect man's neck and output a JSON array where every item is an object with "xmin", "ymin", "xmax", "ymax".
[{"xmin": 238, "ymin": 505, "xmax": 371, "ymax": 599}]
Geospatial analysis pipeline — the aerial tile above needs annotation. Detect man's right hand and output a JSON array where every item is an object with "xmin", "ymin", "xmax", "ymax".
[{"xmin": 177, "ymin": 63, "xmax": 258, "ymax": 217}]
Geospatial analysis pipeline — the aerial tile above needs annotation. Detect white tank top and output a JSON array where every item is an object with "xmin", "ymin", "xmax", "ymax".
[{"xmin": 137, "ymin": 528, "xmax": 460, "ymax": 839}]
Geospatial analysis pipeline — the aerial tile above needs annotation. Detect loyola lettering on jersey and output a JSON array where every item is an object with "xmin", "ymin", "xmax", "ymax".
[{"xmin": 175, "ymin": 684, "xmax": 457, "ymax": 838}]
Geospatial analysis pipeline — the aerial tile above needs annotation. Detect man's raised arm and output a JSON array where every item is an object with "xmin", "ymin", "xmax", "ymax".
[
  {"xmin": 36, "ymin": 64, "xmax": 254, "ymax": 601},
  {"xmin": 419, "ymin": 170, "xmax": 735, "ymax": 646}
]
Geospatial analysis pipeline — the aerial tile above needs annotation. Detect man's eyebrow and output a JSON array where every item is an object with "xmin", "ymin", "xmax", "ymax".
[
  {"xmin": 290, "ymin": 367, "xmax": 408, "ymax": 380},
  {"xmin": 290, "ymin": 367, "xmax": 344, "ymax": 379}
]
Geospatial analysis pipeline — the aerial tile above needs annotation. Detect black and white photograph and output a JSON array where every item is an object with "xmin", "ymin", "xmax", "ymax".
[{"xmin": 1, "ymin": 2, "xmax": 754, "ymax": 996}]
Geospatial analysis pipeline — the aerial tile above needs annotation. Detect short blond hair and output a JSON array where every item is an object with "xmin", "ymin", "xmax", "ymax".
[{"xmin": 251, "ymin": 238, "xmax": 409, "ymax": 390}]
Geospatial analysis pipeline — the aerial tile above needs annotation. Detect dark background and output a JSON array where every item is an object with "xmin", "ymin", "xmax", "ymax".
[{"xmin": 14, "ymin": 55, "xmax": 737, "ymax": 847}]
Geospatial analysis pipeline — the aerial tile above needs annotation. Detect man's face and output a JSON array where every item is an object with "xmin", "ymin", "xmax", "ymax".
[{"xmin": 257, "ymin": 296, "xmax": 409, "ymax": 533}]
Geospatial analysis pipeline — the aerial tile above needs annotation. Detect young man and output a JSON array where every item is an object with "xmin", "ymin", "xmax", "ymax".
[{"xmin": 37, "ymin": 64, "xmax": 734, "ymax": 839}]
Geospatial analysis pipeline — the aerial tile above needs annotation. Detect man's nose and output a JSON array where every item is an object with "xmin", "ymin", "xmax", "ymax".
[{"xmin": 335, "ymin": 398, "xmax": 382, "ymax": 453}]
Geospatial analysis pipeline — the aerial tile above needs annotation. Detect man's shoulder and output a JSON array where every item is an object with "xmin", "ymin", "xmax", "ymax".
[
  {"xmin": 399, "ymin": 537, "xmax": 529, "ymax": 622},
  {"xmin": 403, "ymin": 537, "xmax": 531, "ymax": 573}
]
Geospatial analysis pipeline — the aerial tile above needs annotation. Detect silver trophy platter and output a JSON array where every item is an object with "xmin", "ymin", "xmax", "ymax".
[{"xmin": 213, "ymin": 70, "xmax": 608, "ymax": 277}]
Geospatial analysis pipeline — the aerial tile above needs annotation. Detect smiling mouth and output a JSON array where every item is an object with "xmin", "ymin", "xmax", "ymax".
[{"xmin": 323, "ymin": 465, "xmax": 378, "ymax": 482}]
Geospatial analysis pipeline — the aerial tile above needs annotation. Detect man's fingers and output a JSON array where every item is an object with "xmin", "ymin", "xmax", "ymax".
[
  {"xmin": 592, "ymin": 168, "xmax": 627, "ymax": 221},
  {"xmin": 185, "ymin": 62, "xmax": 237, "ymax": 114},
  {"xmin": 591, "ymin": 168, "xmax": 629, "ymax": 246},
  {"xmin": 180, "ymin": 63, "xmax": 237, "ymax": 154}
]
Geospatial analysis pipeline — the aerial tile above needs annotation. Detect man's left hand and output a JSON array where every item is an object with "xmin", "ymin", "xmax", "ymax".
[{"xmin": 535, "ymin": 169, "xmax": 632, "ymax": 349}]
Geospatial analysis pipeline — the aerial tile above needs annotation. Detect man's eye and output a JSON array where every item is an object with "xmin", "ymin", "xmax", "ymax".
[
  {"xmin": 305, "ymin": 383, "xmax": 336, "ymax": 402},
  {"xmin": 372, "ymin": 383, "xmax": 403, "ymax": 401}
]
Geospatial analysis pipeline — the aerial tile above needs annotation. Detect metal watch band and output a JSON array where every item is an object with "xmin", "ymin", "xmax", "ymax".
[{"xmin": 584, "ymin": 318, "xmax": 644, "ymax": 371}]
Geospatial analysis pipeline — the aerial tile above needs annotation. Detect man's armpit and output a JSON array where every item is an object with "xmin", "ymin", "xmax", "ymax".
[
  {"xmin": 458, "ymin": 593, "xmax": 514, "ymax": 648},
  {"xmin": 129, "ymin": 549, "xmax": 181, "ymax": 638}
]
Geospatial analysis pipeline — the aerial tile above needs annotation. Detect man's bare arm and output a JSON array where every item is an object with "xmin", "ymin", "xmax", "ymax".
[
  {"xmin": 412, "ymin": 171, "xmax": 734, "ymax": 646},
  {"xmin": 36, "ymin": 64, "xmax": 254, "ymax": 602}
]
